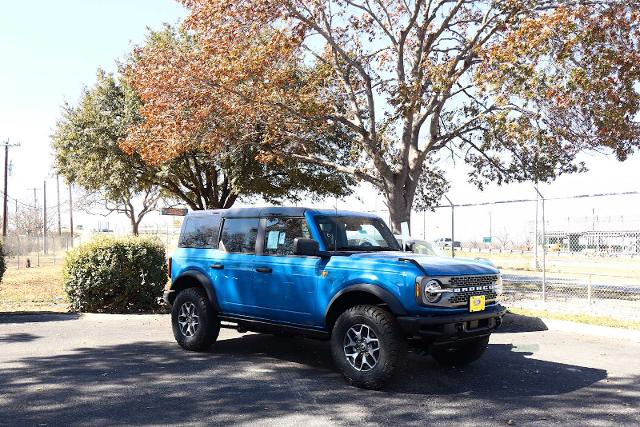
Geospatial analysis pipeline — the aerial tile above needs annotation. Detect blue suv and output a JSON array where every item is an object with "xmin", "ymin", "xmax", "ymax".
[{"xmin": 163, "ymin": 207, "xmax": 506, "ymax": 389}]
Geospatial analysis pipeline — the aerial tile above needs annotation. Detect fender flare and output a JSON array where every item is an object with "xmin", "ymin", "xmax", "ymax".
[
  {"xmin": 171, "ymin": 270, "xmax": 220, "ymax": 312},
  {"xmin": 324, "ymin": 283, "xmax": 408, "ymax": 322}
]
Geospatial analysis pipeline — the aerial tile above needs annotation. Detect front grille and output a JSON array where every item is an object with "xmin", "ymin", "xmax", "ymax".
[
  {"xmin": 449, "ymin": 275, "xmax": 498, "ymax": 287},
  {"xmin": 444, "ymin": 275, "xmax": 499, "ymax": 307},
  {"xmin": 449, "ymin": 289, "xmax": 498, "ymax": 305}
]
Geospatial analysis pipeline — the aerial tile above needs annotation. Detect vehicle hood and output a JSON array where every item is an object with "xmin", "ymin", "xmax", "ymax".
[{"xmin": 348, "ymin": 252, "xmax": 499, "ymax": 276}]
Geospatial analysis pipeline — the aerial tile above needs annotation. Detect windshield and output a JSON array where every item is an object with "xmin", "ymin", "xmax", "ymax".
[{"xmin": 314, "ymin": 215, "xmax": 401, "ymax": 252}]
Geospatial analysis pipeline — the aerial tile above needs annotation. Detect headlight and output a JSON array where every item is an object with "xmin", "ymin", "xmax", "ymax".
[
  {"xmin": 424, "ymin": 279, "xmax": 443, "ymax": 303},
  {"xmin": 415, "ymin": 276, "xmax": 451, "ymax": 305}
]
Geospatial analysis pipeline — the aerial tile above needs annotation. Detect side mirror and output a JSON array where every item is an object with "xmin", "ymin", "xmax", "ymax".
[{"xmin": 293, "ymin": 238, "xmax": 320, "ymax": 256}]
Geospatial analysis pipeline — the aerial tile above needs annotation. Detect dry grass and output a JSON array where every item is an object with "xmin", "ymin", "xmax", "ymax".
[
  {"xmin": 457, "ymin": 249, "xmax": 640, "ymax": 278},
  {"xmin": 0, "ymin": 265, "xmax": 68, "ymax": 312},
  {"xmin": 508, "ymin": 307, "xmax": 640, "ymax": 330}
]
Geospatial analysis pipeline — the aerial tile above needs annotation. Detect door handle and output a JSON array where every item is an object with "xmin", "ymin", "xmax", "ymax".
[
  {"xmin": 210, "ymin": 263, "xmax": 224, "ymax": 270},
  {"xmin": 255, "ymin": 267, "xmax": 272, "ymax": 274}
]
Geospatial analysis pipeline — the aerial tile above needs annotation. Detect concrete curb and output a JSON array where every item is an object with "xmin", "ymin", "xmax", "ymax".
[
  {"xmin": 500, "ymin": 313, "xmax": 640, "ymax": 342},
  {"xmin": 540, "ymin": 318, "xmax": 640, "ymax": 343}
]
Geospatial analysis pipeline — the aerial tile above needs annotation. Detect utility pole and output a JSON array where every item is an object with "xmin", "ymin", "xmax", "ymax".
[
  {"xmin": 56, "ymin": 175, "xmax": 61, "ymax": 236},
  {"xmin": 43, "ymin": 180, "xmax": 47, "ymax": 254},
  {"xmin": 2, "ymin": 139, "xmax": 20, "ymax": 237},
  {"xmin": 68, "ymin": 183, "xmax": 74, "ymax": 247}
]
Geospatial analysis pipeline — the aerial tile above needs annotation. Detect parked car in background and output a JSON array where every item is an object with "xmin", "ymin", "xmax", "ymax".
[
  {"xmin": 396, "ymin": 236, "xmax": 497, "ymax": 269},
  {"xmin": 434, "ymin": 237, "xmax": 461, "ymax": 248},
  {"xmin": 164, "ymin": 207, "xmax": 505, "ymax": 389}
]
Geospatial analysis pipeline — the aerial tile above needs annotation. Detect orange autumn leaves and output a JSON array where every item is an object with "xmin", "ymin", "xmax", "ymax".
[{"xmin": 121, "ymin": 22, "xmax": 333, "ymax": 167}]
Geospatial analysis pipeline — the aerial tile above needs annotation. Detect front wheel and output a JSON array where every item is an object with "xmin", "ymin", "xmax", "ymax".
[
  {"xmin": 430, "ymin": 335, "xmax": 490, "ymax": 367},
  {"xmin": 171, "ymin": 287, "xmax": 220, "ymax": 351},
  {"xmin": 331, "ymin": 305, "xmax": 406, "ymax": 390}
]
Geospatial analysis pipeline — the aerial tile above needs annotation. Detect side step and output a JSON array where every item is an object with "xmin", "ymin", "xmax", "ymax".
[{"xmin": 218, "ymin": 315, "xmax": 329, "ymax": 340}]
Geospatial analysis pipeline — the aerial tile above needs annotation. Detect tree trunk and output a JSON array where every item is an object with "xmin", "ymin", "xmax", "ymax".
[
  {"xmin": 131, "ymin": 220, "xmax": 139, "ymax": 236},
  {"xmin": 386, "ymin": 187, "xmax": 413, "ymax": 235}
]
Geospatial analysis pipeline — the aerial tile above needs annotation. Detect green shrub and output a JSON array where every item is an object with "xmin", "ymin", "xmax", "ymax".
[
  {"xmin": 0, "ymin": 241, "xmax": 6, "ymax": 284},
  {"xmin": 63, "ymin": 236, "xmax": 168, "ymax": 313}
]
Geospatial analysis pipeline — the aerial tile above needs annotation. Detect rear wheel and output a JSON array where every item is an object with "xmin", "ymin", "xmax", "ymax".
[
  {"xmin": 331, "ymin": 305, "xmax": 406, "ymax": 390},
  {"xmin": 171, "ymin": 287, "xmax": 219, "ymax": 351},
  {"xmin": 430, "ymin": 335, "xmax": 490, "ymax": 367}
]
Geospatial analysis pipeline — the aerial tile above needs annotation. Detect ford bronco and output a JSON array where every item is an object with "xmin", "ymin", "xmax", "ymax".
[{"xmin": 163, "ymin": 207, "xmax": 506, "ymax": 389}]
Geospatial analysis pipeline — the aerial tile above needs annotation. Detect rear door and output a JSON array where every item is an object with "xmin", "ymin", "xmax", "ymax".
[
  {"xmin": 175, "ymin": 213, "xmax": 224, "ymax": 294},
  {"xmin": 252, "ymin": 216, "xmax": 321, "ymax": 325},
  {"xmin": 216, "ymin": 217, "xmax": 260, "ymax": 317}
]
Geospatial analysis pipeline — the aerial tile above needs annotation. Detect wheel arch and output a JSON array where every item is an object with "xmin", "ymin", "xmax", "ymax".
[
  {"xmin": 324, "ymin": 284, "xmax": 407, "ymax": 331},
  {"xmin": 170, "ymin": 270, "xmax": 220, "ymax": 312}
]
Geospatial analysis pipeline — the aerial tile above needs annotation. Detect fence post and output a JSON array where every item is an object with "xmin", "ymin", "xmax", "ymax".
[
  {"xmin": 588, "ymin": 274, "xmax": 593, "ymax": 305},
  {"xmin": 534, "ymin": 185, "xmax": 547, "ymax": 301},
  {"xmin": 444, "ymin": 195, "xmax": 455, "ymax": 258}
]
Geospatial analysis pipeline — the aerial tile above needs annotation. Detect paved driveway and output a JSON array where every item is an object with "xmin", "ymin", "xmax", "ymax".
[{"xmin": 0, "ymin": 313, "xmax": 638, "ymax": 426}]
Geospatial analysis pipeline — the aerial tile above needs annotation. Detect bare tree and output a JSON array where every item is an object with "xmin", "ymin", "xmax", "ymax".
[{"xmin": 79, "ymin": 188, "xmax": 160, "ymax": 235}]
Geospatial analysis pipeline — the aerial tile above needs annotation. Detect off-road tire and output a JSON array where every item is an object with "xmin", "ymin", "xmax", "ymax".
[
  {"xmin": 171, "ymin": 287, "xmax": 220, "ymax": 351},
  {"xmin": 430, "ymin": 335, "xmax": 490, "ymax": 367},
  {"xmin": 331, "ymin": 305, "xmax": 406, "ymax": 390}
]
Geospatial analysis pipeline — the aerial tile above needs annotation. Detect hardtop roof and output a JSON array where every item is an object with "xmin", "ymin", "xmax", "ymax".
[{"xmin": 186, "ymin": 206, "xmax": 381, "ymax": 219}]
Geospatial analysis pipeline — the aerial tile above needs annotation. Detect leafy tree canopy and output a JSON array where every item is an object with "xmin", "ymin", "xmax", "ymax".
[
  {"xmin": 132, "ymin": 0, "xmax": 640, "ymax": 232},
  {"xmin": 53, "ymin": 27, "xmax": 358, "ymax": 231},
  {"xmin": 122, "ymin": 25, "xmax": 357, "ymax": 205}
]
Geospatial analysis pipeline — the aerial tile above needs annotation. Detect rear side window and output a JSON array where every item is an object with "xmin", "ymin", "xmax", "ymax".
[
  {"xmin": 263, "ymin": 217, "xmax": 311, "ymax": 255},
  {"xmin": 219, "ymin": 218, "xmax": 259, "ymax": 253},
  {"xmin": 178, "ymin": 215, "xmax": 222, "ymax": 249}
]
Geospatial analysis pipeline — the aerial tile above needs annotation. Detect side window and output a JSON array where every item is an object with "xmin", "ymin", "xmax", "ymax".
[
  {"xmin": 219, "ymin": 218, "xmax": 259, "ymax": 253},
  {"xmin": 263, "ymin": 217, "xmax": 311, "ymax": 256},
  {"xmin": 178, "ymin": 216, "xmax": 221, "ymax": 249}
]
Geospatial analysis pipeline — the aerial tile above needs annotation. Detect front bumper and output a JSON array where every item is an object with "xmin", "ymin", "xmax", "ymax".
[{"xmin": 397, "ymin": 304, "xmax": 507, "ymax": 343}]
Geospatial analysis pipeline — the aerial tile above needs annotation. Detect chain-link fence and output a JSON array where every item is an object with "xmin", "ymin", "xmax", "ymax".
[
  {"xmin": 2, "ymin": 223, "xmax": 182, "ymax": 270},
  {"xmin": 410, "ymin": 191, "xmax": 640, "ymax": 322},
  {"xmin": 3, "ymin": 233, "xmax": 75, "ymax": 268}
]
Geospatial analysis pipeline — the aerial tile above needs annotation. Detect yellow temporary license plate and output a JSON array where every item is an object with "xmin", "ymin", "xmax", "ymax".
[{"xmin": 469, "ymin": 295, "xmax": 486, "ymax": 312}]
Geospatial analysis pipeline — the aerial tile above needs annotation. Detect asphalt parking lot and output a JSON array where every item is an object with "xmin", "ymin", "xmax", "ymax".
[{"xmin": 0, "ymin": 313, "xmax": 638, "ymax": 426}]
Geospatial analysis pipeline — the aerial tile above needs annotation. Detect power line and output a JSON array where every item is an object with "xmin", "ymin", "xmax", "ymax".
[
  {"xmin": 363, "ymin": 190, "xmax": 640, "ymax": 212},
  {"xmin": 431, "ymin": 190, "xmax": 640, "ymax": 209}
]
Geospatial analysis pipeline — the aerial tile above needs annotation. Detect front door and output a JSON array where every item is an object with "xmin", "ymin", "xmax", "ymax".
[{"xmin": 253, "ymin": 216, "xmax": 321, "ymax": 325}]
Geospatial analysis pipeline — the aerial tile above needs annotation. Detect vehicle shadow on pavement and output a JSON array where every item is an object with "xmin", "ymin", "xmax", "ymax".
[
  {"xmin": 212, "ymin": 334, "xmax": 603, "ymax": 397},
  {"xmin": 0, "ymin": 334, "xmax": 629, "ymax": 426},
  {"xmin": 496, "ymin": 313, "xmax": 549, "ymax": 333}
]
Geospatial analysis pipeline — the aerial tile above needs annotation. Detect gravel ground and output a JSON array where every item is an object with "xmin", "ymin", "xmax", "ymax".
[{"xmin": 0, "ymin": 312, "xmax": 639, "ymax": 426}]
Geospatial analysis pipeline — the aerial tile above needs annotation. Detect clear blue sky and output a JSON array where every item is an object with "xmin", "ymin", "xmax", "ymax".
[
  {"xmin": 0, "ymin": 0, "xmax": 637, "ymax": 237},
  {"xmin": 0, "ymin": 0, "xmax": 186, "ymax": 210}
]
